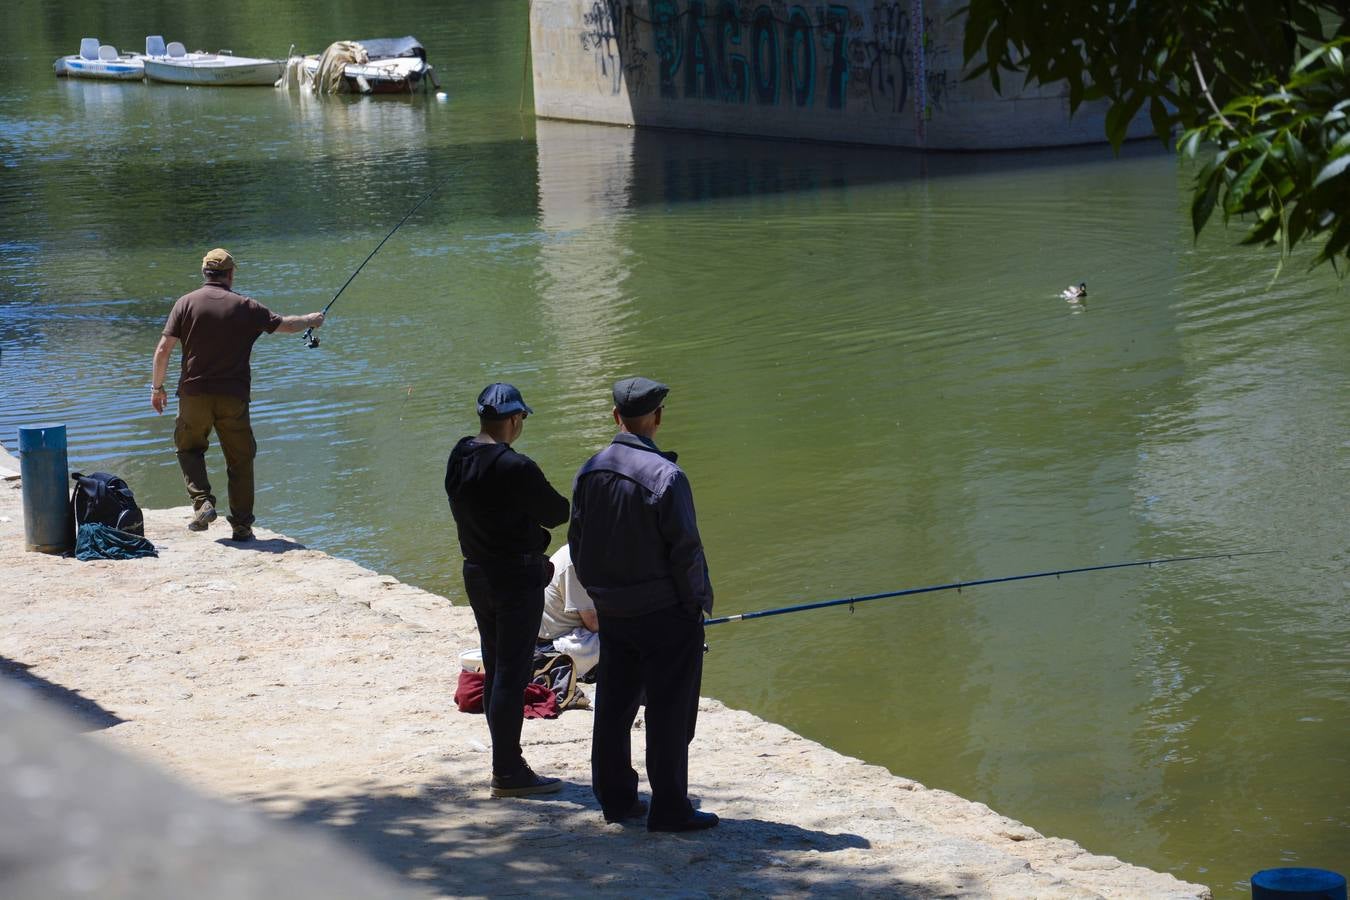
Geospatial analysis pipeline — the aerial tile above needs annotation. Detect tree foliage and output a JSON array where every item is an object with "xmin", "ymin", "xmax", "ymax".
[{"xmin": 961, "ymin": 2, "xmax": 1350, "ymax": 272}]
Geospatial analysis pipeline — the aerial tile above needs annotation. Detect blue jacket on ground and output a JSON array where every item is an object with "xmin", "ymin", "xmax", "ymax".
[{"xmin": 569, "ymin": 433, "xmax": 713, "ymax": 618}]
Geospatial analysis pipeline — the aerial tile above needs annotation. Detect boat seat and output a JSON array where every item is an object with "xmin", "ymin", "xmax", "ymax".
[
  {"xmin": 145, "ymin": 35, "xmax": 166, "ymax": 56},
  {"xmin": 79, "ymin": 38, "xmax": 100, "ymax": 60},
  {"xmin": 98, "ymin": 45, "xmax": 119, "ymax": 61},
  {"xmin": 167, "ymin": 41, "xmax": 186, "ymax": 58}
]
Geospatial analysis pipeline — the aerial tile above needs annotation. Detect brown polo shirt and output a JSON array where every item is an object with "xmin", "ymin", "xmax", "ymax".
[{"xmin": 163, "ymin": 283, "xmax": 283, "ymax": 400}]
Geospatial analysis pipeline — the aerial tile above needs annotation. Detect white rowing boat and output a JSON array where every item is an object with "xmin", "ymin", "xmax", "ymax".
[
  {"xmin": 142, "ymin": 37, "xmax": 283, "ymax": 86},
  {"xmin": 54, "ymin": 39, "xmax": 145, "ymax": 81}
]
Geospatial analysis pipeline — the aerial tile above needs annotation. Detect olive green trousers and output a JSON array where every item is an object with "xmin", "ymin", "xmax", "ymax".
[{"xmin": 173, "ymin": 394, "xmax": 257, "ymax": 527}]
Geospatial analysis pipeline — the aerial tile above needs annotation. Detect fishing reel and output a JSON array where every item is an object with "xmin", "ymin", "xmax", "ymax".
[{"xmin": 302, "ymin": 327, "xmax": 320, "ymax": 349}]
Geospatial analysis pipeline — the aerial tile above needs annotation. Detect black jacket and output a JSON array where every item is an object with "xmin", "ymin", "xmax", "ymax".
[
  {"xmin": 569, "ymin": 433, "xmax": 713, "ymax": 617},
  {"xmin": 444, "ymin": 438, "xmax": 568, "ymax": 568}
]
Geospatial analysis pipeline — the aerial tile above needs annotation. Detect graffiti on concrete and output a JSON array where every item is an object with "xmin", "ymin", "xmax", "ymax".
[
  {"xmin": 580, "ymin": 1, "xmax": 622, "ymax": 94},
  {"xmin": 576, "ymin": 0, "xmax": 947, "ymax": 116}
]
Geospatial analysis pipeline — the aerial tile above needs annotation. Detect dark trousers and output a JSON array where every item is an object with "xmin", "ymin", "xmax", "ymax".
[
  {"xmin": 463, "ymin": 561, "xmax": 547, "ymax": 778},
  {"xmin": 592, "ymin": 604, "xmax": 704, "ymax": 827},
  {"xmin": 173, "ymin": 394, "xmax": 257, "ymax": 527}
]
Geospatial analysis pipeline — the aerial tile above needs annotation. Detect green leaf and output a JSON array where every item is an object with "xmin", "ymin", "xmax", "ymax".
[
  {"xmin": 1192, "ymin": 169, "xmax": 1221, "ymax": 237},
  {"xmin": 1241, "ymin": 212, "xmax": 1283, "ymax": 246},
  {"xmin": 1284, "ymin": 130, "xmax": 1309, "ymax": 179},
  {"xmin": 1293, "ymin": 44, "xmax": 1327, "ymax": 74},
  {"xmin": 1179, "ymin": 129, "xmax": 1202, "ymax": 158},
  {"xmin": 1312, "ymin": 154, "xmax": 1350, "ymax": 187},
  {"xmin": 1148, "ymin": 96, "xmax": 1173, "ymax": 144},
  {"xmin": 1226, "ymin": 151, "xmax": 1270, "ymax": 209},
  {"xmin": 1105, "ymin": 91, "xmax": 1147, "ymax": 151}
]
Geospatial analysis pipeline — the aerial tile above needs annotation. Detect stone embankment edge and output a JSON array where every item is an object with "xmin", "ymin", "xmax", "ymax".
[{"xmin": 0, "ymin": 443, "xmax": 1210, "ymax": 898}]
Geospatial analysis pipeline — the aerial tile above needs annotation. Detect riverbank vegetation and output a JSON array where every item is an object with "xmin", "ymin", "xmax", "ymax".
[{"xmin": 963, "ymin": 2, "xmax": 1350, "ymax": 273}]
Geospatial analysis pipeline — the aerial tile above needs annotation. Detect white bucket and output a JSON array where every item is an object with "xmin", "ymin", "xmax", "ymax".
[{"xmin": 459, "ymin": 648, "xmax": 483, "ymax": 673}]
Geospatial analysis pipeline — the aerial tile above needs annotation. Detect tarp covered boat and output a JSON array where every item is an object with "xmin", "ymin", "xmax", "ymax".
[{"xmin": 281, "ymin": 36, "xmax": 438, "ymax": 95}]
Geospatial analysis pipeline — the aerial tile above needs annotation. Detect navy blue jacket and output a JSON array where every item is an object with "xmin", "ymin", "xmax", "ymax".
[{"xmin": 569, "ymin": 433, "xmax": 713, "ymax": 617}]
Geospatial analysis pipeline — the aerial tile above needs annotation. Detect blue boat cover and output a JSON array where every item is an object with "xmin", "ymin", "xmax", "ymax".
[{"xmin": 354, "ymin": 36, "xmax": 426, "ymax": 61}]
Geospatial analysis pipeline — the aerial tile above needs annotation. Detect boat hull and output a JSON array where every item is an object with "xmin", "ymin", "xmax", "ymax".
[
  {"xmin": 55, "ymin": 56, "xmax": 145, "ymax": 81},
  {"xmin": 299, "ymin": 56, "xmax": 431, "ymax": 94},
  {"xmin": 144, "ymin": 57, "xmax": 283, "ymax": 86}
]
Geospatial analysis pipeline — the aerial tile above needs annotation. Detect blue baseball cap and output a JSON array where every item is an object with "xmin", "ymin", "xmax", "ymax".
[{"xmin": 476, "ymin": 382, "xmax": 533, "ymax": 419}]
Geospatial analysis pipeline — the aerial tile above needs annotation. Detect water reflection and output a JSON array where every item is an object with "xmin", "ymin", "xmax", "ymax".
[{"xmin": 533, "ymin": 120, "xmax": 637, "ymax": 445}]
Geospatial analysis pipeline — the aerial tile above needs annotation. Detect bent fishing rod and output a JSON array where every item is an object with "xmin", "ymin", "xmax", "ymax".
[
  {"xmin": 704, "ymin": 550, "xmax": 1281, "ymax": 627},
  {"xmin": 302, "ymin": 175, "xmax": 451, "ymax": 349}
]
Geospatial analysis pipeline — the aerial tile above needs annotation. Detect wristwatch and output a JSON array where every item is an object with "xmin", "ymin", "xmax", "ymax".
[{"xmin": 151, "ymin": 385, "xmax": 166, "ymax": 392}]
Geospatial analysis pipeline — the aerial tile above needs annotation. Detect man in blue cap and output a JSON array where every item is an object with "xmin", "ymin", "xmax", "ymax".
[
  {"xmin": 445, "ymin": 382, "xmax": 570, "ymax": 797},
  {"xmin": 569, "ymin": 376, "xmax": 718, "ymax": 831}
]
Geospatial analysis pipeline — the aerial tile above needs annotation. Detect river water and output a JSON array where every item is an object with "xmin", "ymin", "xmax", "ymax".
[{"xmin": 2, "ymin": 2, "xmax": 1347, "ymax": 894}]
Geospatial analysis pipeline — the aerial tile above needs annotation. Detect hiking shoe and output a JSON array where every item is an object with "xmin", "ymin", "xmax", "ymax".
[
  {"xmin": 490, "ymin": 766, "xmax": 562, "ymax": 798},
  {"xmin": 603, "ymin": 797, "xmax": 648, "ymax": 823},
  {"xmin": 229, "ymin": 526, "xmax": 254, "ymax": 542},
  {"xmin": 648, "ymin": 810, "xmax": 719, "ymax": 833},
  {"xmin": 188, "ymin": 502, "xmax": 217, "ymax": 532}
]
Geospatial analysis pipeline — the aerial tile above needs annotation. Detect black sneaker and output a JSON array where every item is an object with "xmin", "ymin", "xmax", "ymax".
[
  {"xmin": 603, "ymin": 797, "xmax": 648, "ymax": 823},
  {"xmin": 230, "ymin": 526, "xmax": 254, "ymax": 542},
  {"xmin": 188, "ymin": 502, "xmax": 217, "ymax": 532},
  {"xmin": 648, "ymin": 810, "xmax": 719, "ymax": 833},
  {"xmin": 490, "ymin": 766, "xmax": 562, "ymax": 798}
]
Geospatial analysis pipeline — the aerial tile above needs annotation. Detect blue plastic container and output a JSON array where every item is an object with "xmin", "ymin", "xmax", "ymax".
[
  {"xmin": 18, "ymin": 424, "xmax": 72, "ymax": 554},
  {"xmin": 1252, "ymin": 867, "xmax": 1347, "ymax": 899}
]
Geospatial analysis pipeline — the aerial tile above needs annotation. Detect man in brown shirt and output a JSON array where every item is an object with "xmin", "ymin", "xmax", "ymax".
[{"xmin": 150, "ymin": 248, "xmax": 325, "ymax": 541}]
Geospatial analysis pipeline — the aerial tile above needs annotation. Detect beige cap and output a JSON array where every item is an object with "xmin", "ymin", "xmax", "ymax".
[{"xmin": 201, "ymin": 248, "xmax": 235, "ymax": 272}]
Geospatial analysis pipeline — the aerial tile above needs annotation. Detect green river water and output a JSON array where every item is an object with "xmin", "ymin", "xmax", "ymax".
[{"xmin": 2, "ymin": 2, "xmax": 1347, "ymax": 894}]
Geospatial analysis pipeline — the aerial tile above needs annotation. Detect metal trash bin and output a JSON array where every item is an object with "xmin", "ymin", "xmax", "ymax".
[{"xmin": 18, "ymin": 424, "xmax": 72, "ymax": 554}]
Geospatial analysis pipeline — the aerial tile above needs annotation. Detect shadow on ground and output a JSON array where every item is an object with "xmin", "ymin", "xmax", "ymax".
[
  {"xmin": 242, "ymin": 775, "xmax": 987, "ymax": 897},
  {"xmin": 0, "ymin": 655, "xmax": 123, "ymax": 731},
  {"xmin": 216, "ymin": 537, "xmax": 307, "ymax": 554}
]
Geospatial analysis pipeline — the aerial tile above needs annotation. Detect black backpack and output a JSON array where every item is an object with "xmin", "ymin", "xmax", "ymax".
[{"xmin": 70, "ymin": 472, "xmax": 145, "ymax": 538}]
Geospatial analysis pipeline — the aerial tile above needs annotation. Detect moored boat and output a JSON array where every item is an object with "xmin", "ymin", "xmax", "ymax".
[
  {"xmin": 143, "ymin": 38, "xmax": 283, "ymax": 86},
  {"xmin": 54, "ymin": 39, "xmax": 145, "ymax": 81},
  {"xmin": 284, "ymin": 36, "xmax": 437, "ymax": 95}
]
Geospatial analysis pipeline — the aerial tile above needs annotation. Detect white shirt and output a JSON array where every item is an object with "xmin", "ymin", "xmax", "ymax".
[{"xmin": 538, "ymin": 544, "xmax": 595, "ymax": 640}]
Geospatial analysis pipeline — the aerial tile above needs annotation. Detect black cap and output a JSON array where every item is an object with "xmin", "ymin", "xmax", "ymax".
[
  {"xmin": 613, "ymin": 377, "xmax": 669, "ymax": 418},
  {"xmin": 476, "ymin": 382, "xmax": 533, "ymax": 419}
]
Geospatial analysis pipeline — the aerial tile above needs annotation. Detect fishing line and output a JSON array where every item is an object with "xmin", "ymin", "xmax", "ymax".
[
  {"xmin": 704, "ymin": 550, "xmax": 1282, "ymax": 627},
  {"xmin": 302, "ymin": 174, "xmax": 452, "ymax": 349}
]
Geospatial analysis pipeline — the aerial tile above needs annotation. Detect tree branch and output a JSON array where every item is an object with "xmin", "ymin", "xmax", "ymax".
[{"xmin": 1192, "ymin": 50, "xmax": 1235, "ymax": 128}]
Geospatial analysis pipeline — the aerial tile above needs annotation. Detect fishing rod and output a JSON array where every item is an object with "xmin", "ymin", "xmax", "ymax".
[
  {"xmin": 704, "ymin": 550, "xmax": 1281, "ymax": 627},
  {"xmin": 302, "ymin": 175, "xmax": 451, "ymax": 349}
]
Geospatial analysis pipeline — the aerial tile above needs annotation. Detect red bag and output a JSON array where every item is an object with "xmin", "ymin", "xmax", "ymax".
[{"xmin": 454, "ymin": 670, "xmax": 559, "ymax": 719}]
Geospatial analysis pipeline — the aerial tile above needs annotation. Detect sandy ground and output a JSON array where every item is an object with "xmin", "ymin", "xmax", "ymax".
[{"xmin": 0, "ymin": 449, "xmax": 1209, "ymax": 898}]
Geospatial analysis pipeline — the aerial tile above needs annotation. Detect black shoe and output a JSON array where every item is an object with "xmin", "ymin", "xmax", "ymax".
[
  {"xmin": 603, "ymin": 797, "xmax": 648, "ymax": 823},
  {"xmin": 229, "ymin": 526, "xmax": 254, "ymax": 542},
  {"xmin": 490, "ymin": 766, "xmax": 562, "ymax": 798},
  {"xmin": 188, "ymin": 502, "xmax": 217, "ymax": 532},
  {"xmin": 648, "ymin": 810, "xmax": 719, "ymax": 832}
]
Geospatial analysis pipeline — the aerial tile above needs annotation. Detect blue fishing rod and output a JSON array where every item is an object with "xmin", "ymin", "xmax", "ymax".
[
  {"xmin": 302, "ymin": 175, "xmax": 451, "ymax": 349},
  {"xmin": 704, "ymin": 550, "xmax": 1281, "ymax": 627}
]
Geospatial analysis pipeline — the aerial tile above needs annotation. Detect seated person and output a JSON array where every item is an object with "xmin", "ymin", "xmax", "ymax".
[{"xmin": 538, "ymin": 544, "xmax": 600, "ymax": 678}]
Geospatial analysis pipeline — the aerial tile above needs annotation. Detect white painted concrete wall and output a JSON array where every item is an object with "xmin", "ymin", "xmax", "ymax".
[{"xmin": 531, "ymin": 0, "xmax": 1152, "ymax": 150}]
